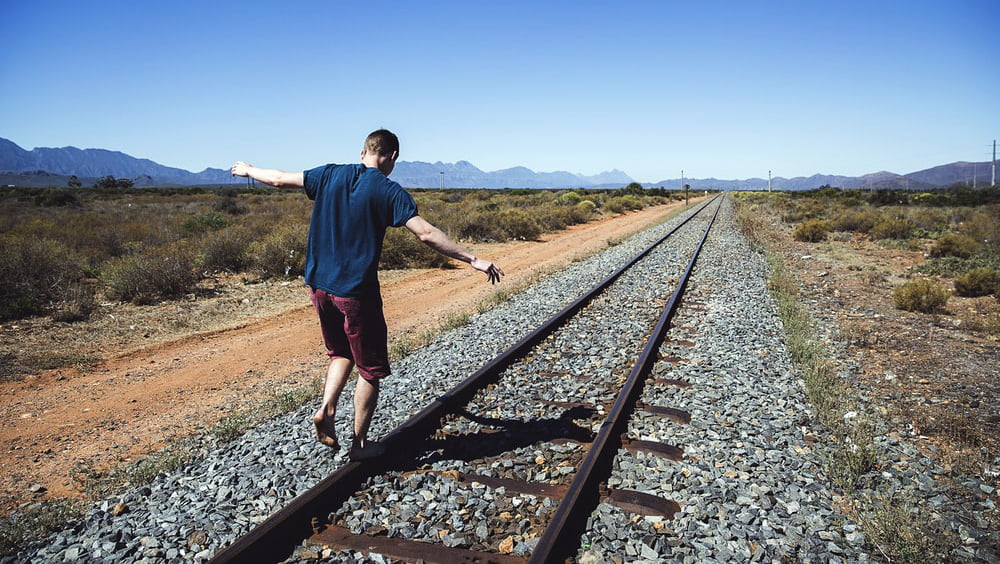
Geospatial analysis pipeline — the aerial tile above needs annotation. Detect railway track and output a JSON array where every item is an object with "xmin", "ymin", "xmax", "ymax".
[
  {"xmin": 14, "ymin": 195, "xmax": 885, "ymax": 563},
  {"xmin": 209, "ymin": 195, "xmax": 722, "ymax": 563}
]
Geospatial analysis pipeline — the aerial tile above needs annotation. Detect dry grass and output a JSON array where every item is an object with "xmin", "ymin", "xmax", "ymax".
[
  {"xmin": 0, "ymin": 185, "xmax": 684, "ymax": 324},
  {"xmin": 733, "ymin": 189, "xmax": 1000, "ymax": 563}
]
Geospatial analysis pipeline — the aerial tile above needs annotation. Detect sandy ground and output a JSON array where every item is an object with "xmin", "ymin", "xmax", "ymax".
[{"xmin": 0, "ymin": 201, "xmax": 695, "ymax": 515}]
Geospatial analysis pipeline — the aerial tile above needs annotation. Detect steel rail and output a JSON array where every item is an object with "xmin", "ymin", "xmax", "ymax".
[
  {"xmin": 208, "ymin": 196, "xmax": 720, "ymax": 564},
  {"xmin": 528, "ymin": 196, "xmax": 723, "ymax": 563}
]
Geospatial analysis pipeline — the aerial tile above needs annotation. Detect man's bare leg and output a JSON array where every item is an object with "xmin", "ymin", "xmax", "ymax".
[
  {"xmin": 313, "ymin": 357, "xmax": 354, "ymax": 449},
  {"xmin": 352, "ymin": 376, "xmax": 380, "ymax": 447}
]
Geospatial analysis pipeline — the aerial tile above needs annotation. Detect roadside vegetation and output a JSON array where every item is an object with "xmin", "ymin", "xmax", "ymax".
[
  {"xmin": 0, "ymin": 182, "xmax": 683, "ymax": 327},
  {"xmin": 735, "ymin": 184, "xmax": 999, "ymax": 563},
  {"xmin": 751, "ymin": 185, "xmax": 1000, "ymax": 323}
]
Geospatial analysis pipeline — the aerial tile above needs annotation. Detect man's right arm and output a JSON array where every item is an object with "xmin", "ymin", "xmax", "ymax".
[
  {"xmin": 404, "ymin": 215, "xmax": 504, "ymax": 284},
  {"xmin": 231, "ymin": 161, "xmax": 304, "ymax": 188}
]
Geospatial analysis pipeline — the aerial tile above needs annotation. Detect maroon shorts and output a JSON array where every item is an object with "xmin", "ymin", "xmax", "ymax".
[{"xmin": 309, "ymin": 288, "xmax": 390, "ymax": 381}]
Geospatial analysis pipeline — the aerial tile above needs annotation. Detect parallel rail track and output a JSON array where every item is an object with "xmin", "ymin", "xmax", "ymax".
[{"xmin": 210, "ymin": 195, "xmax": 723, "ymax": 563}]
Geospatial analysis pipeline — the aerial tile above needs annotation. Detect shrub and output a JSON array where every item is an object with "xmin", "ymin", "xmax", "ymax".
[
  {"xmin": 603, "ymin": 196, "xmax": 644, "ymax": 214},
  {"xmin": 831, "ymin": 209, "xmax": 880, "ymax": 233},
  {"xmin": 213, "ymin": 193, "xmax": 248, "ymax": 215},
  {"xmin": 33, "ymin": 189, "xmax": 81, "ymax": 207},
  {"xmin": 181, "ymin": 211, "xmax": 230, "ymax": 235},
  {"xmin": 380, "ymin": 228, "xmax": 452, "ymax": 269},
  {"xmin": 197, "ymin": 225, "xmax": 253, "ymax": 273},
  {"xmin": 0, "ymin": 499, "xmax": 85, "ymax": 557},
  {"xmin": 954, "ymin": 268, "xmax": 999, "ymax": 297},
  {"xmin": 248, "ymin": 223, "xmax": 307, "ymax": 278},
  {"xmin": 452, "ymin": 212, "xmax": 506, "ymax": 242},
  {"xmin": 893, "ymin": 278, "xmax": 950, "ymax": 313},
  {"xmin": 532, "ymin": 207, "xmax": 570, "ymax": 232},
  {"xmin": 557, "ymin": 191, "xmax": 582, "ymax": 206},
  {"xmin": 51, "ymin": 282, "xmax": 97, "ymax": 323},
  {"xmin": 793, "ymin": 219, "xmax": 832, "ymax": 242},
  {"xmin": 828, "ymin": 441, "xmax": 878, "ymax": 492},
  {"xmin": 496, "ymin": 209, "xmax": 542, "ymax": 240},
  {"xmin": 575, "ymin": 200, "xmax": 597, "ymax": 218},
  {"xmin": 0, "ymin": 234, "xmax": 85, "ymax": 320},
  {"xmin": 534, "ymin": 205, "xmax": 594, "ymax": 232},
  {"xmin": 860, "ymin": 494, "xmax": 955, "ymax": 563},
  {"xmin": 959, "ymin": 208, "xmax": 1000, "ymax": 243},
  {"xmin": 930, "ymin": 233, "xmax": 978, "ymax": 258},
  {"xmin": 102, "ymin": 241, "xmax": 198, "ymax": 304},
  {"xmin": 870, "ymin": 217, "xmax": 915, "ymax": 240},
  {"xmin": 780, "ymin": 200, "xmax": 825, "ymax": 223}
]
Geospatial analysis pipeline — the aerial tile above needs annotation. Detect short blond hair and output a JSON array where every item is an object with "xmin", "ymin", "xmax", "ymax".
[{"xmin": 364, "ymin": 129, "xmax": 399, "ymax": 157}]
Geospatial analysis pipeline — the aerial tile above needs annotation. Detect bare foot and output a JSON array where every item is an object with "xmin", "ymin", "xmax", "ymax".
[{"xmin": 312, "ymin": 410, "xmax": 340, "ymax": 449}]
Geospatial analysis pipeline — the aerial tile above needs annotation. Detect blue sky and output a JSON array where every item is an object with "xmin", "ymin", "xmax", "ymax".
[{"xmin": 1, "ymin": 1, "xmax": 997, "ymax": 183}]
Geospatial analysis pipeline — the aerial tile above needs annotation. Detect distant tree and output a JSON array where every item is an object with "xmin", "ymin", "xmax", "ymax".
[
  {"xmin": 623, "ymin": 182, "xmax": 645, "ymax": 195},
  {"xmin": 94, "ymin": 175, "xmax": 134, "ymax": 189},
  {"xmin": 67, "ymin": 175, "xmax": 82, "ymax": 188}
]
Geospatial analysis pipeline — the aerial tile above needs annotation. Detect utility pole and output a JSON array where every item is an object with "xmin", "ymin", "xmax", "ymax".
[
  {"xmin": 768, "ymin": 170, "xmax": 772, "ymax": 192},
  {"xmin": 992, "ymin": 139, "xmax": 996, "ymax": 187},
  {"xmin": 440, "ymin": 171, "xmax": 444, "ymax": 190}
]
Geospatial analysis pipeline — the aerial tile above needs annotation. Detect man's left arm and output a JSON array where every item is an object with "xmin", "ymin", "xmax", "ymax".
[{"xmin": 404, "ymin": 215, "xmax": 504, "ymax": 284}]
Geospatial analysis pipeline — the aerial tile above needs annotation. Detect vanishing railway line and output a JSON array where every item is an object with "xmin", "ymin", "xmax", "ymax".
[
  {"xmin": 210, "ymin": 195, "xmax": 723, "ymax": 563},
  {"xmin": 15, "ymin": 195, "xmax": 878, "ymax": 563}
]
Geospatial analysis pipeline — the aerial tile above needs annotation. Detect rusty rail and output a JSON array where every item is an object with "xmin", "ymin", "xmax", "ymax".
[{"xmin": 528, "ymin": 195, "xmax": 722, "ymax": 563}]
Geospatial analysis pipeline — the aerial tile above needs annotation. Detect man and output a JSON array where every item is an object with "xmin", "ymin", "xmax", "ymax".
[{"xmin": 231, "ymin": 129, "xmax": 503, "ymax": 460}]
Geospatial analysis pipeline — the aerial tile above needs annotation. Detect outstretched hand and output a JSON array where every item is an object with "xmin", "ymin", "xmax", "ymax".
[
  {"xmin": 471, "ymin": 257, "xmax": 504, "ymax": 284},
  {"xmin": 484, "ymin": 263, "xmax": 503, "ymax": 284},
  {"xmin": 230, "ymin": 161, "xmax": 252, "ymax": 177}
]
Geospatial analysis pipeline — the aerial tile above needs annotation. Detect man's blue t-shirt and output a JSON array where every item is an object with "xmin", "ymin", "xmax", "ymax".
[{"xmin": 302, "ymin": 163, "xmax": 418, "ymax": 297}]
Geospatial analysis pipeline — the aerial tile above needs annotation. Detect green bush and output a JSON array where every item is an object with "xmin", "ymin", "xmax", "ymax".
[
  {"xmin": 832, "ymin": 209, "xmax": 880, "ymax": 233},
  {"xmin": 792, "ymin": 219, "xmax": 832, "ymax": 242},
  {"xmin": 534, "ymin": 205, "xmax": 589, "ymax": 232},
  {"xmin": 917, "ymin": 252, "xmax": 1000, "ymax": 277},
  {"xmin": 893, "ymin": 278, "xmax": 950, "ymax": 313},
  {"xmin": 452, "ymin": 212, "xmax": 506, "ymax": 242},
  {"xmin": 930, "ymin": 233, "xmax": 978, "ymax": 258},
  {"xmin": 0, "ymin": 234, "xmax": 85, "ymax": 320},
  {"xmin": 248, "ymin": 223, "xmax": 308, "ymax": 278},
  {"xmin": 907, "ymin": 207, "xmax": 952, "ymax": 234},
  {"xmin": 780, "ymin": 200, "xmax": 825, "ymax": 223},
  {"xmin": 953, "ymin": 268, "xmax": 999, "ymax": 297},
  {"xmin": 181, "ymin": 211, "xmax": 230, "ymax": 235},
  {"xmin": 496, "ymin": 209, "xmax": 542, "ymax": 240},
  {"xmin": 603, "ymin": 196, "xmax": 644, "ymax": 214},
  {"xmin": 197, "ymin": 225, "xmax": 253, "ymax": 273},
  {"xmin": 380, "ymin": 227, "xmax": 452, "ymax": 269},
  {"xmin": 870, "ymin": 217, "xmax": 915, "ymax": 240},
  {"xmin": 557, "ymin": 191, "xmax": 582, "ymax": 206},
  {"xmin": 213, "ymin": 193, "xmax": 248, "ymax": 215},
  {"xmin": 576, "ymin": 200, "xmax": 597, "ymax": 216},
  {"xmin": 101, "ymin": 241, "xmax": 198, "ymax": 304}
]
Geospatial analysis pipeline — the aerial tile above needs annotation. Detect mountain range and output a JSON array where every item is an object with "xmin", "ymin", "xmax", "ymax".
[{"xmin": 0, "ymin": 137, "xmax": 994, "ymax": 191}]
